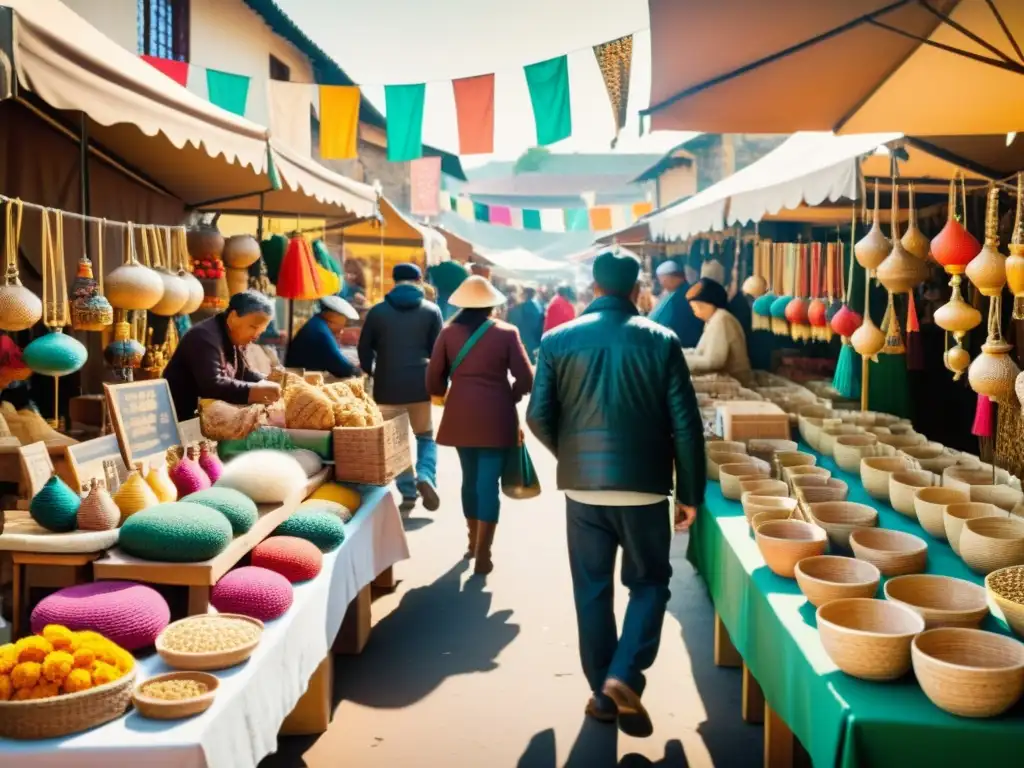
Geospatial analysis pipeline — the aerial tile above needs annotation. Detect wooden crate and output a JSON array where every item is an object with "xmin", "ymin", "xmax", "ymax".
[
  {"xmin": 333, "ymin": 407, "xmax": 411, "ymax": 485},
  {"xmin": 716, "ymin": 401, "xmax": 790, "ymax": 442}
]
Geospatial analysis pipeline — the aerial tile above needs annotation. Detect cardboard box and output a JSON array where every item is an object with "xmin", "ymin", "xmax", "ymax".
[{"xmin": 716, "ymin": 401, "xmax": 791, "ymax": 442}]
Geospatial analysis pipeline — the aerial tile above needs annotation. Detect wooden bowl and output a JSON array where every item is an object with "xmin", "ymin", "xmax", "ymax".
[
  {"xmin": 746, "ymin": 439, "xmax": 798, "ymax": 465},
  {"xmin": 808, "ymin": 501, "xmax": 879, "ymax": 550},
  {"xmin": 959, "ymin": 516, "xmax": 1024, "ymax": 576},
  {"xmin": 739, "ymin": 478, "xmax": 789, "ymax": 498},
  {"xmin": 884, "ymin": 574, "xmax": 989, "ymax": 629},
  {"xmin": 741, "ymin": 494, "xmax": 798, "ymax": 525},
  {"xmin": 912, "ymin": 628, "xmax": 1024, "ymax": 718},
  {"xmin": 986, "ymin": 566, "xmax": 1024, "ymax": 638},
  {"xmin": 755, "ymin": 519, "xmax": 828, "ymax": 578},
  {"xmin": 888, "ymin": 470, "xmax": 939, "ymax": 518},
  {"xmin": 752, "ymin": 508, "xmax": 801, "ymax": 531},
  {"xmin": 899, "ymin": 444, "xmax": 962, "ymax": 474},
  {"xmin": 970, "ymin": 484, "xmax": 1024, "ymax": 513},
  {"xmin": 794, "ymin": 555, "xmax": 880, "ymax": 607},
  {"xmin": 784, "ymin": 466, "xmax": 830, "ymax": 492},
  {"xmin": 156, "ymin": 614, "xmax": 264, "ymax": 671},
  {"xmin": 706, "ymin": 439, "xmax": 746, "ymax": 456},
  {"xmin": 775, "ymin": 450, "xmax": 817, "ymax": 473},
  {"xmin": 708, "ymin": 451, "xmax": 750, "ymax": 481},
  {"xmin": 944, "ymin": 466, "xmax": 1012, "ymax": 494},
  {"xmin": 832, "ymin": 434, "xmax": 879, "ymax": 473},
  {"xmin": 133, "ymin": 671, "xmax": 220, "ymax": 720},
  {"xmin": 793, "ymin": 477, "xmax": 849, "ymax": 504},
  {"xmin": 860, "ymin": 457, "xmax": 911, "ymax": 501},
  {"xmin": 850, "ymin": 528, "xmax": 928, "ymax": 576},
  {"xmin": 944, "ymin": 502, "xmax": 1002, "ymax": 556},
  {"xmin": 797, "ymin": 417, "xmax": 827, "ymax": 451},
  {"xmin": 720, "ymin": 462, "xmax": 770, "ymax": 500},
  {"xmin": 913, "ymin": 487, "xmax": 969, "ymax": 540},
  {"xmin": 817, "ymin": 598, "xmax": 925, "ymax": 680},
  {"xmin": 875, "ymin": 432, "xmax": 927, "ymax": 450},
  {"xmin": 819, "ymin": 425, "xmax": 865, "ymax": 457}
]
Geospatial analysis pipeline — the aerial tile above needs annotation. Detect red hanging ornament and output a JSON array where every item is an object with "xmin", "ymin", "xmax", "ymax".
[
  {"xmin": 275, "ymin": 236, "xmax": 323, "ymax": 300},
  {"xmin": 931, "ymin": 175, "xmax": 981, "ymax": 275}
]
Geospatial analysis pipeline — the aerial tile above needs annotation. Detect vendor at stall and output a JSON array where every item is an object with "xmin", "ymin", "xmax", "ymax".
[
  {"xmin": 683, "ymin": 277, "xmax": 752, "ymax": 384},
  {"xmin": 649, "ymin": 260, "xmax": 703, "ymax": 347},
  {"xmin": 163, "ymin": 290, "xmax": 281, "ymax": 419},
  {"xmin": 284, "ymin": 295, "xmax": 361, "ymax": 379}
]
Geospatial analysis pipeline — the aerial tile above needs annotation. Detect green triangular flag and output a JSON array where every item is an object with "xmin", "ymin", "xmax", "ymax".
[
  {"xmin": 385, "ymin": 83, "xmax": 426, "ymax": 162},
  {"xmin": 206, "ymin": 69, "xmax": 250, "ymax": 117},
  {"xmin": 524, "ymin": 55, "xmax": 571, "ymax": 146},
  {"xmin": 522, "ymin": 209, "xmax": 542, "ymax": 231},
  {"xmin": 266, "ymin": 146, "xmax": 282, "ymax": 191}
]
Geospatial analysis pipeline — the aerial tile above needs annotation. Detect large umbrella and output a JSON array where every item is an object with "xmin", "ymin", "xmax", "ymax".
[{"xmin": 644, "ymin": 0, "xmax": 1024, "ymax": 174}]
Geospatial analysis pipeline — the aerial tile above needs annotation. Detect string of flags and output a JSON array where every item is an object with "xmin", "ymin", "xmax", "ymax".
[
  {"xmin": 139, "ymin": 30, "xmax": 636, "ymax": 163},
  {"xmin": 439, "ymin": 193, "xmax": 653, "ymax": 233}
]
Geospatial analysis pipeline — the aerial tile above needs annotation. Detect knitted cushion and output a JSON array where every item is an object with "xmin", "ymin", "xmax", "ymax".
[
  {"xmin": 211, "ymin": 566, "xmax": 293, "ymax": 621},
  {"xmin": 299, "ymin": 499, "xmax": 353, "ymax": 524},
  {"xmin": 290, "ymin": 449, "xmax": 323, "ymax": 477},
  {"xmin": 252, "ymin": 536, "xmax": 322, "ymax": 582},
  {"xmin": 30, "ymin": 475, "xmax": 81, "ymax": 533},
  {"xmin": 216, "ymin": 450, "xmax": 308, "ymax": 504},
  {"xmin": 181, "ymin": 487, "xmax": 259, "ymax": 535},
  {"xmin": 30, "ymin": 581, "xmax": 170, "ymax": 651},
  {"xmin": 308, "ymin": 483, "xmax": 361, "ymax": 511},
  {"xmin": 119, "ymin": 503, "xmax": 233, "ymax": 562},
  {"xmin": 273, "ymin": 511, "xmax": 345, "ymax": 552}
]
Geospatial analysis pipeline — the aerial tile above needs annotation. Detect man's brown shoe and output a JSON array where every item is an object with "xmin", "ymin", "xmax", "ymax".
[
  {"xmin": 585, "ymin": 693, "xmax": 617, "ymax": 723},
  {"xmin": 602, "ymin": 678, "xmax": 653, "ymax": 738}
]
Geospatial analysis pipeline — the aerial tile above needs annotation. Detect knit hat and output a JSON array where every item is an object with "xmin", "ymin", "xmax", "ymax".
[
  {"xmin": 656, "ymin": 260, "xmax": 683, "ymax": 277},
  {"xmin": 592, "ymin": 250, "xmax": 641, "ymax": 296},
  {"xmin": 392, "ymin": 263, "xmax": 422, "ymax": 282},
  {"xmin": 685, "ymin": 277, "xmax": 729, "ymax": 310},
  {"xmin": 319, "ymin": 295, "xmax": 359, "ymax": 321}
]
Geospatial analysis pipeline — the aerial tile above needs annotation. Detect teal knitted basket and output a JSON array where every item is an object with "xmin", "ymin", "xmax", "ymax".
[
  {"xmin": 23, "ymin": 331, "xmax": 88, "ymax": 376},
  {"xmin": 273, "ymin": 511, "xmax": 345, "ymax": 552},
  {"xmin": 30, "ymin": 474, "xmax": 81, "ymax": 532},
  {"xmin": 181, "ymin": 487, "xmax": 259, "ymax": 535},
  {"xmin": 119, "ymin": 502, "xmax": 233, "ymax": 562}
]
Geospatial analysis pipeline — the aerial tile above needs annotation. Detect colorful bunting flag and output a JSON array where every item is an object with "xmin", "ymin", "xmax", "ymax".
[
  {"xmin": 455, "ymin": 196, "xmax": 475, "ymax": 220},
  {"xmin": 632, "ymin": 202, "xmax": 654, "ymax": 219},
  {"xmin": 588, "ymin": 207, "xmax": 613, "ymax": 231},
  {"xmin": 385, "ymin": 83, "xmax": 426, "ymax": 162},
  {"xmin": 206, "ymin": 69, "xmax": 250, "ymax": 116},
  {"xmin": 473, "ymin": 202, "xmax": 490, "ymax": 223},
  {"xmin": 610, "ymin": 205, "xmax": 628, "ymax": 231},
  {"xmin": 524, "ymin": 55, "xmax": 572, "ymax": 146},
  {"xmin": 490, "ymin": 206, "xmax": 512, "ymax": 226},
  {"xmin": 268, "ymin": 80, "xmax": 313, "ymax": 157},
  {"xmin": 319, "ymin": 85, "xmax": 361, "ymax": 159},
  {"xmin": 452, "ymin": 74, "xmax": 495, "ymax": 155},
  {"xmin": 564, "ymin": 208, "xmax": 590, "ymax": 232},
  {"xmin": 522, "ymin": 209, "xmax": 542, "ymax": 231},
  {"xmin": 141, "ymin": 55, "xmax": 189, "ymax": 87},
  {"xmin": 410, "ymin": 157, "xmax": 442, "ymax": 216},
  {"xmin": 540, "ymin": 209, "xmax": 566, "ymax": 233},
  {"xmin": 593, "ymin": 35, "xmax": 633, "ymax": 146},
  {"xmin": 444, "ymin": 192, "xmax": 648, "ymax": 233}
]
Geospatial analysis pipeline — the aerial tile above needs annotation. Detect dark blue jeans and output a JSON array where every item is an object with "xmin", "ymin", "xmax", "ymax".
[
  {"xmin": 456, "ymin": 447, "xmax": 507, "ymax": 523},
  {"xmin": 565, "ymin": 497, "xmax": 672, "ymax": 697}
]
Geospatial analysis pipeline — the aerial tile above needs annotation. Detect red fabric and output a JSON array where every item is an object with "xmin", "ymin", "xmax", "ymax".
[
  {"xmin": 276, "ymin": 237, "xmax": 323, "ymax": 300},
  {"xmin": 972, "ymin": 393, "xmax": 994, "ymax": 438},
  {"xmin": 543, "ymin": 295, "xmax": 576, "ymax": 332},
  {"xmin": 141, "ymin": 55, "xmax": 189, "ymax": 87},
  {"xmin": 452, "ymin": 74, "xmax": 495, "ymax": 155}
]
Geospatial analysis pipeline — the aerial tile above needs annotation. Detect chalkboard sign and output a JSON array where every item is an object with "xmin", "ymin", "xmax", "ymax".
[
  {"xmin": 64, "ymin": 434, "xmax": 129, "ymax": 493},
  {"xmin": 104, "ymin": 380, "xmax": 183, "ymax": 469}
]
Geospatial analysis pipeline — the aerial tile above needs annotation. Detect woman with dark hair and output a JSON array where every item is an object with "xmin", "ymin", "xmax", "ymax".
[
  {"xmin": 426, "ymin": 276, "xmax": 533, "ymax": 575},
  {"xmin": 684, "ymin": 277, "xmax": 752, "ymax": 384}
]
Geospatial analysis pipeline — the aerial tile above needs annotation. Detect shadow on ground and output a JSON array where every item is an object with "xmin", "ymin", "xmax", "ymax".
[{"xmin": 517, "ymin": 721, "xmax": 687, "ymax": 768}]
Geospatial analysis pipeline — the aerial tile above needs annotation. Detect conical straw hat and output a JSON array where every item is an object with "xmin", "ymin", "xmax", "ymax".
[{"xmin": 448, "ymin": 276, "xmax": 506, "ymax": 309}]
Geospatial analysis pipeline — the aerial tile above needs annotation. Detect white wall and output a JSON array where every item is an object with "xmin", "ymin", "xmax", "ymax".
[{"xmin": 62, "ymin": 0, "xmax": 138, "ymax": 52}]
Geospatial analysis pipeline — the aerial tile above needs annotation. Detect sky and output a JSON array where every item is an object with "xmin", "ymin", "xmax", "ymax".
[{"xmin": 276, "ymin": 0, "xmax": 696, "ymax": 165}]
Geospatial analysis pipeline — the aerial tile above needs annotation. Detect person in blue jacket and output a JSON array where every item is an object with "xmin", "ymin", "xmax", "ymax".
[
  {"xmin": 284, "ymin": 295, "xmax": 361, "ymax": 379},
  {"xmin": 647, "ymin": 260, "xmax": 703, "ymax": 348}
]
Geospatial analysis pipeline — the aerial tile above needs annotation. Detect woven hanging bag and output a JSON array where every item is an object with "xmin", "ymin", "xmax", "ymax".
[{"xmin": 0, "ymin": 199, "xmax": 42, "ymax": 331}]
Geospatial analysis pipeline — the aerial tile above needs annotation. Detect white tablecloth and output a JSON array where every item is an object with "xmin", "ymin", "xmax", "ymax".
[{"xmin": 2, "ymin": 485, "xmax": 409, "ymax": 767}]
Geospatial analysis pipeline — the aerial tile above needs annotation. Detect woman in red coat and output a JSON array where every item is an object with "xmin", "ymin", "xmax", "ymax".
[
  {"xmin": 543, "ymin": 284, "xmax": 577, "ymax": 332},
  {"xmin": 426, "ymin": 276, "xmax": 534, "ymax": 575}
]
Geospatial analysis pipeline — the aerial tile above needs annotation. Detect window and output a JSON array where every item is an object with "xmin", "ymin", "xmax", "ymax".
[
  {"xmin": 137, "ymin": 0, "xmax": 190, "ymax": 62},
  {"xmin": 269, "ymin": 55, "xmax": 291, "ymax": 82}
]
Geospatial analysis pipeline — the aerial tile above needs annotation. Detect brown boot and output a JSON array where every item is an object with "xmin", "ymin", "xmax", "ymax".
[
  {"xmin": 474, "ymin": 521, "xmax": 497, "ymax": 574},
  {"xmin": 464, "ymin": 519, "xmax": 478, "ymax": 559}
]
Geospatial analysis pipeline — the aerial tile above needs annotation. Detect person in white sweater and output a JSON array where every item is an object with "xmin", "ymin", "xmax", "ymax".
[{"xmin": 684, "ymin": 277, "xmax": 752, "ymax": 385}]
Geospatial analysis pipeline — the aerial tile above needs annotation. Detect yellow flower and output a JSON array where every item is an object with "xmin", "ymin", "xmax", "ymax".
[
  {"xmin": 41, "ymin": 625, "xmax": 78, "ymax": 652},
  {"xmin": 12, "ymin": 686, "xmax": 34, "ymax": 701},
  {"xmin": 42, "ymin": 651, "xmax": 75, "ymax": 683},
  {"xmin": 81, "ymin": 639, "xmax": 117, "ymax": 666},
  {"xmin": 0, "ymin": 673, "xmax": 12, "ymax": 701},
  {"xmin": 112, "ymin": 648, "xmax": 135, "ymax": 674},
  {"xmin": 14, "ymin": 636, "xmax": 52, "ymax": 664},
  {"xmin": 72, "ymin": 647, "xmax": 96, "ymax": 669},
  {"xmin": 63, "ymin": 668, "xmax": 93, "ymax": 694},
  {"xmin": 11, "ymin": 661, "xmax": 42, "ymax": 690},
  {"xmin": 90, "ymin": 661, "xmax": 120, "ymax": 686},
  {"xmin": 0, "ymin": 644, "xmax": 17, "ymax": 675},
  {"xmin": 30, "ymin": 682, "xmax": 60, "ymax": 699}
]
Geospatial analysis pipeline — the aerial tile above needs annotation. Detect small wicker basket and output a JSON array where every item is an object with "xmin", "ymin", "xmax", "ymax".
[
  {"xmin": 0, "ymin": 669, "xmax": 135, "ymax": 740},
  {"xmin": 333, "ymin": 406, "xmax": 412, "ymax": 485}
]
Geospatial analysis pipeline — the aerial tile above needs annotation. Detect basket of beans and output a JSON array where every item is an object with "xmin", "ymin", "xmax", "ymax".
[
  {"xmin": 986, "ymin": 566, "xmax": 1024, "ymax": 638},
  {"xmin": 133, "ymin": 671, "xmax": 220, "ymax": 720},
  {"xmin": 155, "ymin": 614, "xmax": 264, "ymax": 671}
]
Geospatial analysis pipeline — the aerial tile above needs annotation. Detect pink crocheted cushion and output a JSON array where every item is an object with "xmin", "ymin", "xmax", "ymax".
[
  {"xmin": 211, "ymin": 566, "xmax": 293, "ymax": 621},
  {"xmin": 252, "ymin": 536, "xmax": 323, "ymax": 583},
  {"xmin": 30, "ymin": 581, "xmax": 171, "ymax": 651}
]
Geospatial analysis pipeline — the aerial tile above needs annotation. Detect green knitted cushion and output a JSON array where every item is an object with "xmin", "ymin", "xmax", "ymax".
[
  {"xmin": 120, "ymin": 503, "xmax": 234, "ymax": 562},
  {"xmin": 273, "ymin": 511, "xmax": 345, "ymax": 553},
  {"xmin": 181, "ymin": 488, "xmax": 259, "ymax": 535}
]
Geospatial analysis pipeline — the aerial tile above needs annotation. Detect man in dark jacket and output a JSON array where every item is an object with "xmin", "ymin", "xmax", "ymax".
[
  {"xmin": 507, "ymin": 286, "xmax": 544, "ymax": 362},
  {"xmin": 526, "ymin": 249, "xmax": 706, "ymax": 738},
  {"xmin": 358, "ymin": 264, "xmax": 443, "ymax": 514},
  {"xmin": 649, "ymin": 259, "xmax": 703, "ymax": 348},
  {"xmin": 284, "ymin": 296, "xmax": 361, "ymax": 378}
]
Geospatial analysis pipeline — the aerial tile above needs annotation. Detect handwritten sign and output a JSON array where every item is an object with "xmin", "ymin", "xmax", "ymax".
[
  {"xmin": 104, "ymin": 380, "xmax": 183, "ymax": 469},
  {"xmin": 64, "ymin": 434, "xmax": 129, "ymax": 493},
  {"xmin": 18, "ymin": 442, "xmax": 54, "ymax": 498}
]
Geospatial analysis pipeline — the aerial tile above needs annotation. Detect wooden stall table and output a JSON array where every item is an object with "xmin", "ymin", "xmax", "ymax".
[{"xmin": 691, "ymin": 444, "xmax": 1024, "ymax": 768}]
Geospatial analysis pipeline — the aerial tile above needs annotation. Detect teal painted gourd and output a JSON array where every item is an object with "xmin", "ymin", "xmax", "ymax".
[
  {"xmin": 273, "ymin": 511, "xmax": 345, "ymax": 552},
  {"xmin": 30, "ymin": 474, "xmax": 81, "ymax": 532},
  {"xmin": 23, "ymin": 331, "xmax": 88, "ymax": 376},
  {"xmin": 119, "ymin": 502, "xmax": 233, "ymax": 562},
  {"xmin": 181, "ymin": 487, "xmax": 258, "ymax": 535}
]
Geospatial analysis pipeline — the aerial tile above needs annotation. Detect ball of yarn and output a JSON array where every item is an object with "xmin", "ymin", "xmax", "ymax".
[
  {"xmin": 252, "ymin": 536, "xmax": 322, "ymax": 582},
  {"xmin": 30, "ymin": 581, "xmax": 170, "ymax": 651},
  {"xmin": 30, "ymin": 475, "xmax": 81, "ymax": 533},
  {"xmin": 299, "ymin": 498, "xmax": 353, "ymax": 524},
  {"xmin": 181, "ymin": 487, "xmax": 258, "ymax": 535},
  {"xmin": 274, "ymin": 511, "xmax": 345, "ymax": 552},
  {"xmin": 119, "ymin": 502, "xmax": 233, "ymax": 562},
  {"xmin": 23, "ymin": 332, "xmax": 88, "ymax": 377},
  {"xmin": 169, "ymin": 456, "xmax": 212, "ymax": 497},
  {"xmin": 216, "ymin": 450, "xmax": 308, "ymax": 504},
  {"xmin": 308, "ymin": 483, "xmax": 361, "ymax": 511},
  {"xmin": 211, "ymin": 566, "xmax": 293, "ymax": 621},
  {"xmin": 290, "ymin": 449, "xmax": 323, "ymax": 477}
]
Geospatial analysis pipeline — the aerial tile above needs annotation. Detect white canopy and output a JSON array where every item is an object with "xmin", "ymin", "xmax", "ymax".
[{"xmin": 477, "ymin": 248, "xmax": 574, "ymax": 278}]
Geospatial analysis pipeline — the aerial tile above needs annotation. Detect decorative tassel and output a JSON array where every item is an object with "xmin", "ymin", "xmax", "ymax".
[
  {"xmin": 832, "ymin": 341, "xmax": 861, "ymax": 400},
  {"xmin": 882, "ymin": 293, "xmax": 906, "ymax": 354},
  {"xmin": 972, "ymin": 392, "xmax": 995, "ymax": 438},
  {"xmin": 905, "ymin": 290, "xmax": 924, "ymax": 371}
]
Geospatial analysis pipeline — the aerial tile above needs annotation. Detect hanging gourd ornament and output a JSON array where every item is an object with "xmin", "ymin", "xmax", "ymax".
[
  {"xmin": 877, "ymin": 182, "xmax": 929, "ymax": 294},
  {"xmin": 742, "ymin": 236, "xmax": 768, "ymax": 298},
  {"xmin": 0, "ymin": 199, "xmax": 43, "ymax": 332},
  {"xmin": 174, "ymin": 228, "xmax": 205, "ymax": 316},
  {"xmin": 785, "ymin": 244, "xmax": 810, "ymax": 341},
  {"xmin": 851, "ymin": 314, "xmax": 886, "ymax": 362},
  {"xmin": 146, "ymin": 227, "xmax": 190, "ymax": 317},
  {"xmin": 965, "ymin": 185, "xmax": 1006, "ymax": 297},
  {"xmin": 69, "ymin": 218, "xmax": 114, "ymax": 332},
  {"xmin": 1007, "ymin": 173, "xmax": 1024, "ymax": 320},
  {"xmin": 854, "ymin": 180, "xmax": 889, "ymax": 273},
  {"xmin": 901, "ymin": 183, "xmax": 931, "ymax": 262},
  {"xmin": 932, "ymin": 174, "xmax": 982, "ymax": 274},
  {"xmin": 106, "ymin": 223, "xmax": 165, "ymax": 311},
  {"xmin": 751, "ymin": 240, "xmax": 777, "ymax": 331}
]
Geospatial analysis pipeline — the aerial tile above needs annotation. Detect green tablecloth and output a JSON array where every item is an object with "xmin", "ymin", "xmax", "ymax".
[{"xmin": 688, "ymin": 444, "xmax": 1023, "ymax": 768}]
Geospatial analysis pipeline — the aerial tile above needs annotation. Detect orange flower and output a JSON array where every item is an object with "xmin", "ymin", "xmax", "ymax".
[
  {"xmin": 30, "ymin": 682, "xmax": 60, "ymax": 699},
  {"xmin": 41, "ymin": 625, "xmax": 77, "ymax": 652},
  {"xmin": 90, "ymin": 661, "xmax": 120, "ymax": 687},
  {"xmin": 11, "ymin": 661, "xmax": 42, "ymax": 690},
  {"xmin": 0, "ymin": 644, "xmax": 16, "ymax": 675},
  {"xmin": 12, "ymin": 687, "xmax": 34, "ymax": 701},
  {"xmin": 72, "ymin": 647, "xmax": 96, "ymax": 669},
  {"xmin": 14, "ymin": 636, "xmax": 52, "ymax": 664},
  {"xmin": 0, "ymin": 673, "xmax": 12, "ymax": 701},
  {"xmin": 62, "ymin": 668, "xmax": 93, "ymax": 694},
  {"xmin": 42, "ymin": 651, "xmax": 75, "ymax": 683}
]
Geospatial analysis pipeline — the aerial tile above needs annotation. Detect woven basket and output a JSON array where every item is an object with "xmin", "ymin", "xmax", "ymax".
[
  {"xmin": 333, "ymin": 406, "xmax": 411, "ymax": 485},
  {"xmin": 0, "ymin": 669, "xmax": 135, "ymax": 740}
]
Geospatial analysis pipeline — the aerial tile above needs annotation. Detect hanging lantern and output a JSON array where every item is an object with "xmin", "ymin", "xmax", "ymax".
[
  {"xmin": 969, "ymin": 338, "xmax": 1019, "ymax": 402},
  {"xmin": 965, "ymin": 185, "xmax": 1006, "ymax": 297},
  {"xmin": 877, "ymin": 182, "xmax": 929, "ymax": 294},
  {"xmin": 172, "ymin": 228, "xmax": 204, "ymax": 315},
  {"xmin": 106, "ymin": 223, "xmax": 165, "ymax": 311},
  {"xmin": 0, "ymin": 199, "xmax": 43, "ymax": 332},
  {"xmin": 854, "ymin": 180, "xmax": 889, "ymax": 273},
  {"xmin": 1007, "ymin": 173, "xmax": 1024, "ymax": 319},
  {"xmin": 932, "ymin": 175, "xmax": 981, "ymax": 274},
  {"xmin": 743, "ymin": 229, "xmax": 768, "ymax": 298},
  {"xmin": 104, "ymin": 314, "xmax": 145, "ymax": 382},
  {"xmin": 70, "ymin": 257, "xmax": 113, "ymax": 331},
  {"xmin": 901, "ymin": 183, "xmax": 931, "ymax": 261},
  {"xmin": 851, "ymin": 315, "xmax": 886, "ymax": 361},
  {"xmin": 222, "ymin": 235, "xmax": 262, "ymax": 270}
]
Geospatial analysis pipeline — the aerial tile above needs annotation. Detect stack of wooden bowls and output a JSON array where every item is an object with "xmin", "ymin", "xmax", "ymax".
[{"xmin": 754, "ymin": 520, "xmax": 827, "ymax": 578}]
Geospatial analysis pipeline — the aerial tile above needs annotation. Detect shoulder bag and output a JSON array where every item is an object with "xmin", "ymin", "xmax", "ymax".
[{"xmin": 430, "ymin": 319, "xmax": 494, "ymax": 407}]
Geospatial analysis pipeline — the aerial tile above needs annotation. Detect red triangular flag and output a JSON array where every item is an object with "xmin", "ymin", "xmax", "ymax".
[{"xmin": 141, "ymin": 55, "xmax": 189, "ymax": 87}]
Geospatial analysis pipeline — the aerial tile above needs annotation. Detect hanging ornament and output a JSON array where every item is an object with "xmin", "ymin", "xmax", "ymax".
[
  {"xmin": 106, "ymin": 223, "xmax": 165, "ymax": 311},
  {"xmin": 906, "ymin": 290, "xmax": 924, "ymax": 371},
  {"xmin": 832, "ymin": 211, "xmax": 862, "ymax": 401},
  {"xmin": 0, "ymin": 199, "xmax": 43, "ymax": 331},
  {"xmin": 965, "ymin": 185, "xmax": 1007, "ymax": 297},
  {"xmin": 831, "ymin": 211, "xmax": 863, "ymax": 338},
  {"xmin": 880, "ymin": 292, "xmax": 906, "ymax": 355},
  {"xmin": 743, "ymin": 225, "xmax": 767, "ymax": 298},
  {"xmin": 877, "ymin": 182, "xmax": 929, "ymax": 294},
  {"xmin": 146, "ymin": 227, "xmax": 189, "ymax": 316},
  {"xmin": 174, "ymin": 228, "xmax": 205, "ymax": 316},
  {"xmin": 103, "ymin": 310, "xmax": 145, "ymax": 383},
  {"xmin": 851, "ymin": 254, "xmax": 885, "ymax": 362},
  {"xmin": 69, "ymin": 218, "xmax": 113, "ymax": 332},
  {"xmin": 785, "ymin": 242, "xmax": 810, "ymax": 342},
  {"xmin": 807, "ymin": 243, "xmax": 829, "ymax": 341},
  {"xmin": 825, "ymin": 232, "xmax": 845, "ymax": 328},
  {"xmin": 932, "ymin": 173, "xmax": 981, "ymax": 274},
  {"xmin": 751, "ymin": 240, "xmax": 776, "ymax": 330},
  {"xmin": 1006, "ymin": 173, "xmax": 1024, "ymax": 319},
  {"xmin": 854, "ymin": 180, "xmax": 889, "ymax": 273},
  {"xmin": 276, "ymin": 235, "xmax": 324, "ymax": 300},
  {"xmin": 901, "ymin": 183, "xmax": 931, "ymax": 261}
]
